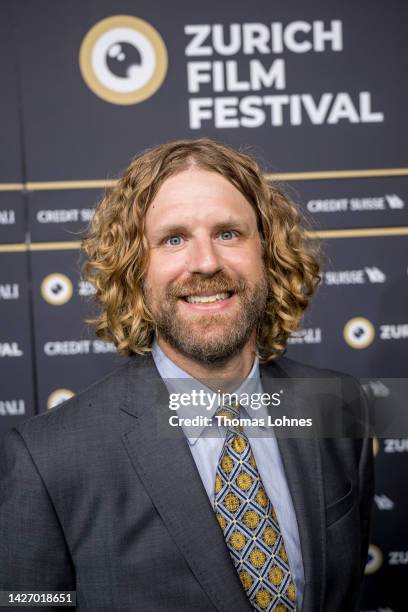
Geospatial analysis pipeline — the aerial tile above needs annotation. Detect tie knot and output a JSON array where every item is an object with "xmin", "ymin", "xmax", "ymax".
[{"xmin": 215, "ymin": 402, "xmax": 242, "ymax": 432}]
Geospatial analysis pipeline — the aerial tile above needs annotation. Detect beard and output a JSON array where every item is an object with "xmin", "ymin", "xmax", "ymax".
[{"xmin": 143, "ymin": 269, "xmax": 269, "ymax": 366}]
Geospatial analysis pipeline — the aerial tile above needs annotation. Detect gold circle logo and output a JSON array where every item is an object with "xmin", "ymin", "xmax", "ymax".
[
  {"xmin": 47, "ymin": 388, "xmax": 75, "ymax": 410},
  {"xmin": 41, "ymin": 273, "xmax": 73, "ymax": 305},
  {"xmin": 365, "ymin": 544, "xmax": 383, "ymax": 575},
  {"xmin": 343, "ymin": 317, "xmax": 375, "ymax": 349},
  {"xmin": 79, "ymin": 15, "xmax": 168, "ymax": 105}
]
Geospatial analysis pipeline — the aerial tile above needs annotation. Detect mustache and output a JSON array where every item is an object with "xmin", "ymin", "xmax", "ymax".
[{"xmin": 166, "ymin": 275, "xmax": 246, "ymax": 298}]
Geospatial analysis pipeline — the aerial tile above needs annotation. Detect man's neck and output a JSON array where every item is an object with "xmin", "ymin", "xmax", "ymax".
[{"xmin": 155, "ymin": 334, "xmax": 257, "ymax": 393}]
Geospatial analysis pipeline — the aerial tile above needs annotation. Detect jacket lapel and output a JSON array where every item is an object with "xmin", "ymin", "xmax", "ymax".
[
  {"xmin": 260, "ymin": 360, "xmax": 325, "ymax": 612},
  {"xmin": 119, "ymin": 355, "xmax": 252, "ymax": 612}
]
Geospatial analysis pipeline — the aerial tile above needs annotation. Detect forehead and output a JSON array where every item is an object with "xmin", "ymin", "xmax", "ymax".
[{"xmin": 145, "ymin": 168, "xmax": 257, "ymax": 228}]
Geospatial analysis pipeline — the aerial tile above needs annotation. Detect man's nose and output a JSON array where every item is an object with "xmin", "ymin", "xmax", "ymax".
[{"xmin": 186, "ymin": 236, "xmax": 223, "ymax": 275}]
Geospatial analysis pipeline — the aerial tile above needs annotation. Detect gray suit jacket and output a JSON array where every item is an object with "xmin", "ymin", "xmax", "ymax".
[{"xmin": 0, "ymin": 354, "xmax": 373, "ymax": 611}]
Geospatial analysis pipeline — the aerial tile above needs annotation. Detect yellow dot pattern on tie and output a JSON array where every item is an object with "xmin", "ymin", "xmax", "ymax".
[
  {"xmin": 230, "ymin": 531, "xmax": 247, "ymax": 551},
  {"xmin": 221, "ymin": 455, "xmax": 234, "ymax": 473},
  {"xmin": 237, "ymin": 472, "xmax": 253, "ymax": 491},
  {"xmin": 215, "ymin": 474, "xmax": 223, "ymax": 493},
  {"xmin": 250, "ymin": 548, "xmax": 267, "ymax": 569},
  {"xmin": 244, "ymin": 510, "xmax": 260, "ymax": 530},
  {"xmin": 240, "ymin": 570, "xmax": 253, "ymax": 589},
  {"xmin": 232, "ymin": 435, "xmax": 247, "ymax": 454},
  {"xmin": 213, "ymin": 403, "xmax": 297, "ymax": 611},
  {"xmin": 263, "ymin": 527, "xmax": 278, "ymax": 547},
  {"xmin": 256, "ymin": 589, "xmax": 272, "ymax": 609},
  {"xmin": 269, "ymin": 566, "xmax": 284, "ymax": 586}
]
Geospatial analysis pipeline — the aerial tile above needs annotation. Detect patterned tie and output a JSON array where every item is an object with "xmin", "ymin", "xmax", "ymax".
[{"xmin": 214, "ymin": 404, "xmax": 297, "ymax": 612}]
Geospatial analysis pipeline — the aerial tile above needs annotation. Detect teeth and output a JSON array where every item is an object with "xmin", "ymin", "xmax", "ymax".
[{"xmin": 186, "ymin": 292, "xmax": 230, "ymax": 304}]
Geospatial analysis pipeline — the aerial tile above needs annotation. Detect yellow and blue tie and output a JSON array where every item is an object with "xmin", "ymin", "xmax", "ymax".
[{"xmin": 214, "ymin": 404, "xmax": 297, "ymax": 611}]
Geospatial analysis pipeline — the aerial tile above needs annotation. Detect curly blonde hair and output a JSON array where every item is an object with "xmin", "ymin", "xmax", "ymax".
[{"xmin": 82, "ymin": 138, "xmax": 321, "ymax": 362}]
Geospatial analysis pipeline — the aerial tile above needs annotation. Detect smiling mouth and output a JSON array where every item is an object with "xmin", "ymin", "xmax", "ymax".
[{"xmin": 181, "ymin": 291, "xmax": 233, "ymax": 304}]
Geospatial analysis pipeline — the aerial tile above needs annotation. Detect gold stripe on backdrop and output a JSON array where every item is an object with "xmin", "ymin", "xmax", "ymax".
[
  {"xmin": 1, "ymin": 228, "xmax": 408, "ymax": 252},
  {"xmin": 308, "ymin": 227, "xmax": 408, "ymax": 239},
  {"xmin": 0, "ymin": 167, "xmax": 408, "ymax": 192},
  {"xmin": 0, "ymin": 243, "xmax": 28, "ymax": 252},
  {"xmin": 0, "ymin": 183, "xmax": 24, "ymax": 191},
  {"xmin": 24, "ymin": 179, "xmax": 117, "ymax": 191},
  {"xmin": 29, "ymin": 241, "xmax": 83, "ymax": 250},
  {"xmin": 265, "ymin": 167, "xmax": 408, "ymax": 181},
  {"xmin": 0, "ymin": 241, "xmax": 81, "ymax": 252}
]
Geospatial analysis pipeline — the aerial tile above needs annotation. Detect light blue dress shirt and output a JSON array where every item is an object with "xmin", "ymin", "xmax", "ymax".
[{"xmin": 151, "ymin": 339, "xmax": 305, "ymax": 607}]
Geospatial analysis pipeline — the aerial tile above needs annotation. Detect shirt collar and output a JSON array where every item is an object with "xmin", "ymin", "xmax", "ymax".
[{"xmin": 151, "ymin": 338, "xmax": 266, "ymax": 444}]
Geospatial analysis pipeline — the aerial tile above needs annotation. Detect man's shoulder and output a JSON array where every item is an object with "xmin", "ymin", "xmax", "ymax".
[
  {"xmin": 264, "ymin": 354, "xmax": 358, "ymax": 381},
  {"xmin": 269, "ymin": 355, "xmax": 371, "ymax": 438},
  {"xmin": 0, "ymin": 358, "xmax": 149, "ymax": 487},
  {"xmin": 14, "ymin": 354, "xmax": 155, "ymax": 444},
  {"xmin": 263, "ymin": 354, "xmax": 368, "ymax": 409}
]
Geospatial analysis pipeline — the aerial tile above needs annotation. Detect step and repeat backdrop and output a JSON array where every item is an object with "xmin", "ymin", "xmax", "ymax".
[{"xmin": 1, "ymin": 1, "xmax": 407, "ymax": 609}]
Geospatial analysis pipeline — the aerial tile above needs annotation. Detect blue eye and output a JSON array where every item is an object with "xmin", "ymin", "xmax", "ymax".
[
  {"xmin": 220, "ymin": 230, "xmax": 236, "ymax": 240},
  {"xmin": 166, "ymin": 235, "xmax": 182, "ymax": 246}
]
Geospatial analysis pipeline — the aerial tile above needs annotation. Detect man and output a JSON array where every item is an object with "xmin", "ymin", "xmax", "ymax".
[{"xmin": 0, "ymin": 139, "xmax": 373, "ymax": 611}]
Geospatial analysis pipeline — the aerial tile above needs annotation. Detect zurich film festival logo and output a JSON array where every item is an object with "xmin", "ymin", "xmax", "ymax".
[
  {"xmin": 79, "ymin": 15, "xmax": 168, "ymax": 105},
  {"xmin": 41, "ymin": 273, "xmax": 73, "ymax": 306},
  {"xmin": 343, "ymin": 317, "xmax": 375, "ymax": 349}
]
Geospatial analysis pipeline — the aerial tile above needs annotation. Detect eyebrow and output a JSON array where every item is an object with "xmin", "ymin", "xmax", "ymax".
[{"xmin": 151, "ymin": 218, "xmax": 251, "ymax": 241}]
